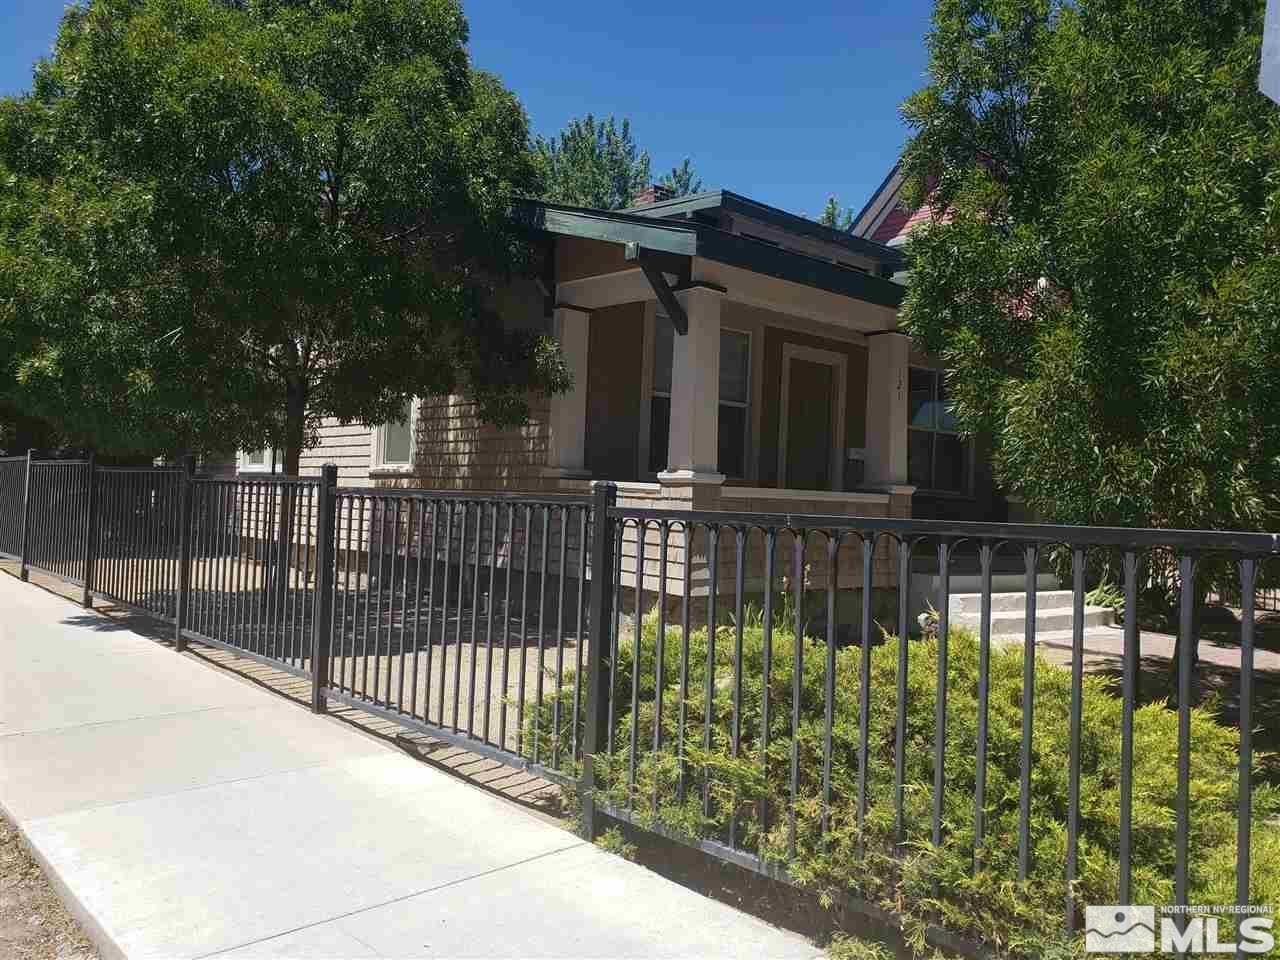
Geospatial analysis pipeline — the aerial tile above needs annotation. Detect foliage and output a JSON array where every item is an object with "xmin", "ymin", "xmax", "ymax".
[
  {"xmin": 529, "ymin": 612, "xmax": 1280, "ymax": 957},
  {"xmin": 819, "ymin": 196, "xmax": 855, "ymax": 231},
  {"xmin": 825, "ymin": 933, "xmax": 895, "ymax": 960},
  {"xmin": 1084, "ymin": 576, "xmax": 1125, "ymax": 618},
  {"xmin": 534, "ymin": 114, "xmax": 652, "ymax": 210},
  {"xmin": 659, "ymin": 158, "xmax": 703, "ymax": 197},
  {"xmin": 0, "ymin": 0, "xmax": 566, "ymax": 469},
  {"xmin": 897, "ymin": 0, "xmax": 1280, "ymax": 533},
  {"xmin": 595, "ymin": 827, "xmax": 638, "ymax": 861}
]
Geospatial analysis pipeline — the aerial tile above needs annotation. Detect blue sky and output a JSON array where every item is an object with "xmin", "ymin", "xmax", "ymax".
[{"xmin": 0, "ymin": 0, "xmax": 934, "ymax": 219}]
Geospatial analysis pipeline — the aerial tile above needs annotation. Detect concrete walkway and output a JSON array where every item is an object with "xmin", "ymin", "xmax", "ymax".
[{"xmin": 0, "ymin": 575, "xmax": 817, "ymax": 960}]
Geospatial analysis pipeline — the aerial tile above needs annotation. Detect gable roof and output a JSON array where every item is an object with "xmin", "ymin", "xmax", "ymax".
[{"xmin": 850, "ymin": 162, "xmax": 909, "ymax": 243}]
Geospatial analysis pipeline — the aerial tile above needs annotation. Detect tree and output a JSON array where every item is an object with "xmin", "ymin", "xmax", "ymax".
[
  {"xmin": 0, "ymin": 0, "xmax": 567, "ymax": 473},
  {"xmin": 897, "ymin": 0, "xmax": 1280, "ymax": 535},
  {"xmin": 659, "ymin": 158, "xmax": 703, "ymax": 197},
  {"xmin": 817, "ymin": 195, "xmax": 853, "ymax": 231},
  {"xmin": 534, "ymin": 114, "xmax": 651, "ymax": 209}
]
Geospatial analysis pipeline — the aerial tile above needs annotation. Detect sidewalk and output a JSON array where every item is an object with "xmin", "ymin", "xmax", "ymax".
[{"xmin": 0, "ymin": 575, "xmax": 817, "ymax": 960}]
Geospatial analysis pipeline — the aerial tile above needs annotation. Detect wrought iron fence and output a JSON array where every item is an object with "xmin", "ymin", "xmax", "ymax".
[
  {"xmin": 0, "ymin": 455, "xmax": 27, "ymax": 559},
  {"xmin": 184, "ymin": 477, "xmax": 323, "ymax": 676},
  {"xmin": 3, "ymin": 460, "xmax": 1276, "ymax": 957},
  {"xmin": 320, "ymin": 488, "xmax": 592, "ymax": 778}
]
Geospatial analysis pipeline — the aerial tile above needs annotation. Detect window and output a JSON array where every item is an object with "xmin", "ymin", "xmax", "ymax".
[
  {"xmin": 371, "ymin": 399, "xmax": 415, "ymax": 471},
  {"xmin": 907, "ymin": 368, "xmax": 970, "ymax": 493},
  {"xmin": 238, "ymin": 447, "xmax": 280, "ymax": 473},
  {"xmin": 648, "ymin": 319, "xmax": 751, "ymax": 478}
]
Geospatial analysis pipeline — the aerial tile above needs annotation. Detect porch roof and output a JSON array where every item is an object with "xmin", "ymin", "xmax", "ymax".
[{"xmin": 512, "ymin": 199, "xmax": 907, "ymax": 311}]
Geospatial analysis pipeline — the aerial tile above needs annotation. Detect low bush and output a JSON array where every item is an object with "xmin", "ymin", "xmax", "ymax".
[{"xmin": 527, "ymin": 612, "xmax": 1280, "ymax": 957}]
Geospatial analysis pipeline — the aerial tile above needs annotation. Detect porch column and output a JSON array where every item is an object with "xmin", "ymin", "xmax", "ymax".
[
  {"xmin": 545, "ymin": 305, "xmax": 591, "ymax": 479},
  {"xmin": 865, "ymin": 330, "xmax": 911, "ymax": 487},
  {"xmin": 658, "ymin": 286, "xmax": 725, "ymax": 494}
]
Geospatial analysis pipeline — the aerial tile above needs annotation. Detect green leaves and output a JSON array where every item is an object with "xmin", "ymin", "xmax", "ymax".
[
  {"xmin": 658, "ymin": 157, "xmax": 703, "ymax": 198},
  {"xmin": 0, "ymin": 0, "xmax": 552, "ymax": 468},
  {"xmin": 900, "ymin": 0, "xmax": 1280, "ymax": 534},
  {"xmin": 533, "ymin": 113, "xmax": 652, "ymax": 210}
]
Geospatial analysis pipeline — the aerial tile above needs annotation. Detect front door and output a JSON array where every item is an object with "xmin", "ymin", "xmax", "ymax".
[{"xmin": 784, "ymin": 357, "xmax": 835, "ymax": 490}]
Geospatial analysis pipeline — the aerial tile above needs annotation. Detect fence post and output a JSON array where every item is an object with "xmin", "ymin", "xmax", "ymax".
[
  {"xmin": 18, "ymin": 448, "xmax": 35, "ymax": 582},
  {"xmin": 579, "ymin": 480, "xmax": 617, "ymax": 840},
  {"xmin": 174, "ymin": 455, "xmax": 196, "ymax": 651},
  {"xmin": 81, "ymin": 452, "xmax": 99, "ymax": 608},
  {"xmin": 310, "ymin": 464, "xmax": 339, "ymax": 714}
]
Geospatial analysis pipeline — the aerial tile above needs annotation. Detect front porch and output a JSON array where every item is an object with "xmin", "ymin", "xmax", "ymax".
[{"xmin": 532, "ymin": 205, "xmax": 933, "ymax": 607}]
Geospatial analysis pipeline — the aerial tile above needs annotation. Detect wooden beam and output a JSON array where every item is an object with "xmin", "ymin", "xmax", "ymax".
[{"xmin": 625, "ymin": 243, "xmax": 689, "ymax": 335}]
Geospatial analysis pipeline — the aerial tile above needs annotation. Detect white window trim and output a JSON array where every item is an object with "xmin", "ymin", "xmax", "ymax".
[
  {"xmin": 237, "ymin": 447, "xmax": 280, "ymax": 474},
  {"xmin": 907, "ymin": 366, "xmax": 975, "ymax": 495},
  {"xmin": 777, "ymin": 343, "xmax": 848, "ymax": 492},
  {"xmin": 369, "ymin": 398, "xmax": 420, "ymax": 475}
]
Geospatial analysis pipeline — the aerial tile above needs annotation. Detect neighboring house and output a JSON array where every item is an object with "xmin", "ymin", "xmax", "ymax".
[
  {"xmin": 223, "ymin": 184, "xmax": 1011, "ymax": 612},
  {"xmin": 850, "ymin": 161, "xmax": 923, "ymax": 249}
]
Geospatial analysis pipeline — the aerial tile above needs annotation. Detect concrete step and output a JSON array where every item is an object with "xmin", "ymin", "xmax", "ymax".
[
  {"xmin": 918, "ymin": 572, "xmax": 1060, "ymax": 595},
  {"xmin": 949, "ymin": 589, "xmax": 1077, "ymax": 616},
  {"xmin": 949, "ymin": 604, "xmax": 1114, "ymax": 637}
]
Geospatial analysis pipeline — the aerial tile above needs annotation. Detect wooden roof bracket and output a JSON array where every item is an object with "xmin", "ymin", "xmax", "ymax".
[{"xmin": 625, "ymin": 242, "xmax": 689, "ymax": 335}]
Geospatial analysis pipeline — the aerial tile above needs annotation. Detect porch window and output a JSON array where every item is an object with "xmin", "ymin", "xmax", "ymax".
[
  {"xmin": 648, "ymin": 318, "xmax": 751, "ymax": 477},
  {"xmin": 907, "ymin": 368, "xmax": 970, "ymax": 493},
  {"xmin": 371, "ymin": 399, "xmax": 415, "ymax": 471}
]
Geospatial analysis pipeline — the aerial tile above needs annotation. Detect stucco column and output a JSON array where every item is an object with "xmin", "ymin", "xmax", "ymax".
[
  {"xmin": 865, "ymin": 330, "xmax": 911, "ymax": 487},
  {"xmin": 658, "ymin": 286, "xmax": 725, "ymax": 489},
  {"xmin": 545, "ymin": 305, "xmax": 591, "ymax": 478}
]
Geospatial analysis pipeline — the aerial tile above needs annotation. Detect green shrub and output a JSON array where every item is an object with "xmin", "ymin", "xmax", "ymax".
[{"xmin": 527, "ymin": 611, "xmax": 1280, "ymax": 957}]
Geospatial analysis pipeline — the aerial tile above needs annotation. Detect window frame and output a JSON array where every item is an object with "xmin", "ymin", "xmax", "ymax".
[
  {"xmin": 906, "ymin": 367, "xmax": 974, "ymax": 495},
  {"xmin": 716, "ymin": 327, "xmax": 753, "ymax": 480},
  {"xmin": 646, "ymin": 313, "xmax": 753, "ymax": 480},
  {"xmin": 237, "ymin": 447, "xmax": 280, "ymax": 474},
  {"xmin": 370, "ymin": 398, "xmax": 419, "ymax": 475}
]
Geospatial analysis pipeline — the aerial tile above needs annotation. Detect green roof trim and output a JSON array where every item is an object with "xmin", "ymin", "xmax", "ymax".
[
  {"xmin": 623, "ymin": 189, "xmax": 907, "ymax": 269},
  {"xmin": 512, "ymin": 200, "xmax": 697, "ymax": 256},
  {"xmin": 697, "ymin": 228, "xmax": 905, "ymax": 309},
  {"xmin": 514, "ymin": 199, "xmax": 905, "ymax": 310}
]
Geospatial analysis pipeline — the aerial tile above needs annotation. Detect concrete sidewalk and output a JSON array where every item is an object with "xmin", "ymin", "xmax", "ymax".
[{"xmin": 0, "ymin": 575, "xmax": 817, "ymax": 960}]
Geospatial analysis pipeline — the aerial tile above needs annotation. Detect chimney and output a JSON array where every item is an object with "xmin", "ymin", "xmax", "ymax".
[{"xmin": 630, "ymin": 183, "xmax": 675, "ymax": 208}]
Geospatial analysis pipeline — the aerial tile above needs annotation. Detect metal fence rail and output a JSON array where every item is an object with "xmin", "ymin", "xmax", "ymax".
[
  {"xmin": 93, "ymin": 466, "xmax": 184, "ymax": 618},
  {"xmin": 322, "ymin": 487, "xmax": 593, "ymax": 781},
  {"xmin": 25, "ymin": 459, "xmax": 92, "ymax": 586},
  {"xmin": 183, "ymin": 477, "xmax": 322, "ymax": 676},
  {"xmin": 0, "ymin": 455, "xmax": 26, "ymax": 559},
  {"xmin": 580, "ymin": 499, "xmax": 1279, "ymax": 948},
  {"xmin": 4, "ymin": 461, "xmax": 1276, "ymax": 956}
]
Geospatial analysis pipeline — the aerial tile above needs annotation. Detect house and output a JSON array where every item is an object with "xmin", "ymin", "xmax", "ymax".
[{"xmin": 228, "ymin": 184, "xmax": 1011, "ymax": 617}]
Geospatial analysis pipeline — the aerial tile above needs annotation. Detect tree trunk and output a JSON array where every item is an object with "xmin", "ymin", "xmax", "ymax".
[
  {"xmin": 283, "ymin": 380, "xmax": 306, "ymax": 477},
  {"xmin": 264, "ymin": 380, "xmax": 307, "ymax": 640}
]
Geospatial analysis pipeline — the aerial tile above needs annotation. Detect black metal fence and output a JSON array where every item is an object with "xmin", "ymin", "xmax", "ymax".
[{"xmin": 3, "ymin": 458, "xmax": 1276, "ymax": 956}]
